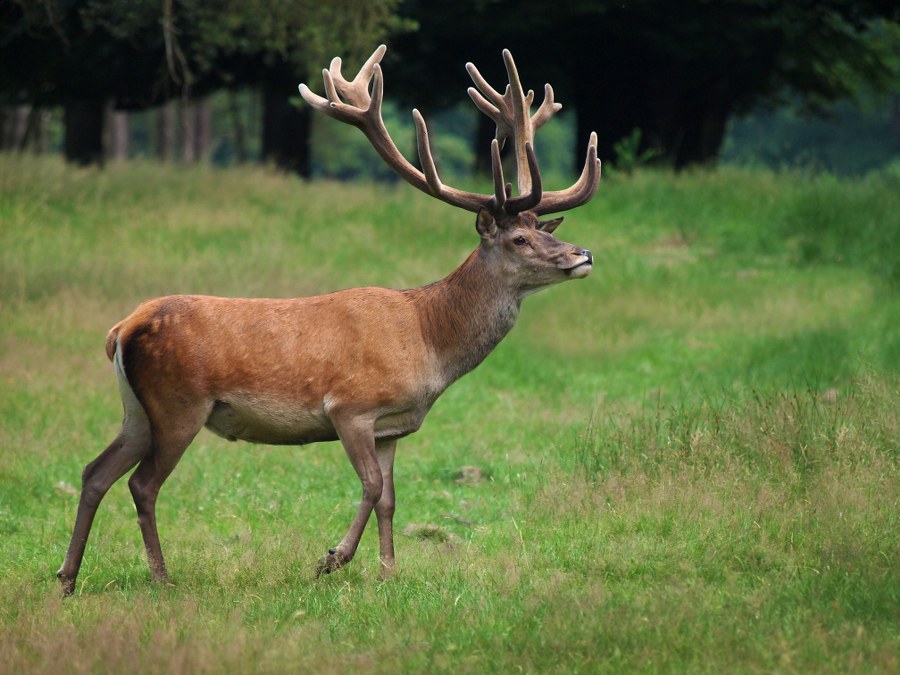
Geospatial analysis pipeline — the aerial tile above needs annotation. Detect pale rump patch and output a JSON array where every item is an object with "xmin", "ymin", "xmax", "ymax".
[{"xmin": 114, "ymin": 341, "xmax": 151, "ymax": 447}]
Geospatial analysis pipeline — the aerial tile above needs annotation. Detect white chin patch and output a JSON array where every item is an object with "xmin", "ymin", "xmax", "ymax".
[{"xmin": 568, "ymin": 262, "xmax": 592, "ymax": 279}]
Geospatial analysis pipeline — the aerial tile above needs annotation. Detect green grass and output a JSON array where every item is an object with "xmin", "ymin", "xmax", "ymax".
[{"xmin": 0, "ymin": 156, "xmax": 898, "ymax": 673}]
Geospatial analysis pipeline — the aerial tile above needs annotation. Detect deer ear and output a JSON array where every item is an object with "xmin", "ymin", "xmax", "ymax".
[
  {"xmin": 537, "ymin": 216, "xmax": 564, "ymax": 233},
  {"xmin": 475, "ymin": 209, "xmax": 499, "ymax": 239}
]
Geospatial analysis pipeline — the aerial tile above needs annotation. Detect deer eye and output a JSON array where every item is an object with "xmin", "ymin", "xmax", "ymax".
[{"xmin": 513, "ymin": 236, "xmax": 528, "ymax": 246}]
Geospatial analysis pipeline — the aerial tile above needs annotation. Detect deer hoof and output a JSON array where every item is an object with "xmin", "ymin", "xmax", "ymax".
[
  {"xmin": 315, "ymin": 550, "xmax": 348, "ymax": 578},
  {"xmin": 379, "ymin": 559, "xmax": 396, "ymax": 581},
  {"xmin": 57, "ymin": 572, "xmax": 76, "ymax": 597}
]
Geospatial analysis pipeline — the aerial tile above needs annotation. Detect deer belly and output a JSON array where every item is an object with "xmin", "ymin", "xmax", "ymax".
[
  {"xmin": 373, "ymin": 408, "xmax": 428, "ymax": 440},
  {"xmin": 205, "ymin": 398, "xmax": 337, "ymax": 445}
]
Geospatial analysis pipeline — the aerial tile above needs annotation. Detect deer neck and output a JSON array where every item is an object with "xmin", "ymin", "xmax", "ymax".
[{"xmin": 408, "ymin": 246, "xmax": 521, "ymax": 386}]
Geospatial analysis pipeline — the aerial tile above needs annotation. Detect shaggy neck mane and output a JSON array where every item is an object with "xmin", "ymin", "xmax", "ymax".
[{"xmin": 405, "ymin": 246, "xmax": 520, "ymax": 384}]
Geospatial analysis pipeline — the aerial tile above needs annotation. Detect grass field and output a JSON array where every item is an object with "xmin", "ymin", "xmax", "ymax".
[{"xmin": 0, "ymin": 155, "xmax": 897, "ymax": 673}]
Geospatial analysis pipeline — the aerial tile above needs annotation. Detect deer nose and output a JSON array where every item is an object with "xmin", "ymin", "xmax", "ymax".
[{"xmin": 581, "ymin": 249, "xmax": 593, "ymax": 265}]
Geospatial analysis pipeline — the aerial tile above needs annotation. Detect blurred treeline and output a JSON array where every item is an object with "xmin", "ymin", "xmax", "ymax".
[{"xmin": 1, "ymin": 0, "xmax": 898, "ymax": 177}]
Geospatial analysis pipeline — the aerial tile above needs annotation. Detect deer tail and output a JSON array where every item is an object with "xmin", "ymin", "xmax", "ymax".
[{"xmin": 105, "ymin": 321, "xmax": 124, "ymax": 362}]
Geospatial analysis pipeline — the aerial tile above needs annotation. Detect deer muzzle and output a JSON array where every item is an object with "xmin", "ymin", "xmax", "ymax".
[{"xmin": 564, "ymin": 249, "xmax": 593, "ymax": 278}]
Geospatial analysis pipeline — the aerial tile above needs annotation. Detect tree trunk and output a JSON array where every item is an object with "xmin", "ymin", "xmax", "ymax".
[
  {"xmin": 575, "ymin": 82, "xmax": 730, "ymax": 171},
  {"xmin": 262, "ymin": 83, "xmax": 310, "ymax": 176},
  {"xmin": 228, "ymin": 91, "xmax": 247, "ymax": 163},
  {"xmin": 64, "ymin": 100, "xmax": 104, "ymax": 166},
  {"xmin": 106, "ymin": 106, "xmax": 130, "ymax": 161},
  {"xmin": 2, "ymin": 105, "xmax": 31, "ymax": 151},
  {"xmin": 574, "ymin": 82, "xmax": 631, "ymax": 172},
  {"xmin": 665, "ymin": 105, "xmax": 729, "ymax": 169},
  {"xmin": 197, "ymin": 97, "xmax": 212, "ymax": 161},
  {"xmin": 34, "ymin": 108, "xmax": 52, "ymax": 153},
  {"xmin": 181, "ymin": 99, "xmax": 198, "ymax": 164},
  {"xmin": 20, "ymin": 106, "xmax": 43, "ymax": 152},
  {"xmin": 157, "ymin": 101, "xmax": 177, "ymax": 162}
]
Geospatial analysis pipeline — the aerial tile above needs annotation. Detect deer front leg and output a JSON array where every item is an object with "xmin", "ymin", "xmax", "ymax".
[
  {"xmin": 315, "ymin": 417, "xmax": 382, "ymax": 577},
  {"xmin": 374, "ymin": 439, "xmax": 397, "ymax": 578}
]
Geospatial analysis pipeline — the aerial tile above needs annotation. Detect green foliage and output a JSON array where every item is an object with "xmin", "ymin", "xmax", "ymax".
[
  {"xmin": 392, "ymin": 0, "xmax": 900, "ymax": 166},
  {"xmin": 723, "ymin": 95, "xmax": 900, "ymax": 175},
  {"xmin": 607, "ymin": 128, "xmax": 663, "ymax": 176},
  {"xmin": 722, "ymin": 14, "xmax": 899, "ymax": 173},
  {"xmin": 0, "ymin": 0, "xmax": 406, "ymax": 104},
  {"xmin": 310, "ymin": 100, "xmax": 416, "ymax": 181},
  {"xmin": 0, "ymin": 157, "xmax": 897, "ymax": 671}
]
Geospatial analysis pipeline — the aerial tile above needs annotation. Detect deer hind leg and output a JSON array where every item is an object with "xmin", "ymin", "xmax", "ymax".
[
  {"xmin": 127, "ymin": 410, "xmax": 205, "ymax": 586},
  {"xmin": 374, "ymin": 439, "xmax": 397, "ymax": 579},
  {"xmin": 122, "ymin": 359, "xmax": 213, "ymax": 585},
  {"xmin": 315, "ymin": 416, "xmax": 382, "ymax": 577},
  {"xmin": 57, "ymin": 360, "xmax": 152, "ymax": 595}
]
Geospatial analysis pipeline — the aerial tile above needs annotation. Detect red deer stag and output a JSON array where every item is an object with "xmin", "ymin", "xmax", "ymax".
[{"xmin": 57, "ymin": 45, "xmax": 600, "ymax": 595}]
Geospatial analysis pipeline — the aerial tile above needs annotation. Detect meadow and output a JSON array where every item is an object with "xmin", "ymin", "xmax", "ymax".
[{"xmin": 0, "ymin": 155, "xmax": 897, "ymax": 673}]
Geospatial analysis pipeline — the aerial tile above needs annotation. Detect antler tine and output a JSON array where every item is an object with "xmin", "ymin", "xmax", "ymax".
[
  {"xmin": 466, "ymin": 61, "xmax": 515, "ymax": 150},
  {"xmin": 369, "ymin": 62, "xmax": 385, "ymax": 118},
  {"xmin": 501, "ymin": 49, "xmax": 536, "ymax": 196},
  {"xmin": 328, "ymin": 56, "xmax": 344, "ymax": 83},
  {"xmin": 532, "ymin": 84, "xmax": 562, "ymax": 131},
  {"xmin": 298, "ymin": 72, "xmax": 329, "ymax": 107},
  {"xmin": 467, "ymin": 86, "xmax": 498, "ymax": 117},
  {"xmin": 467, "ymin": 86, "xmax": 512, "ymax": 150},
  {"xmin": 533, "ymin": 132, "xmax": 602, "ymax": 216},
  {"xmin": 298, "ymin": 70, "xmax": 361, "ymax": 128},
  {"xmin": 466, "ymin": 61, "xmax": 534, "ymax": 154},
  {"xmin": 328, "ymin": 44, "xmax": 386, "ymax": 108},
  {"xmin": 414, "ymin": 110, "xmax": 511, "ymax": 218},
  {"xmin": 506, "ymin": 143, "xmax": 542, "ymax": 214},
  {"xmin": 322, "ymin": 69, "xmax": 341, "ymax": 107},
  {"xmin": 503, "ymin": 49, "xmax": 541, "ymax": 211},
  {"xmin": 490, "ymin": 139, "xmax": 507, "ymax": 211},
  {"xmin": 465, "ymin": 62, "xmax": 506, "ymax": 108},
  {"xmin": 412, "ymin": 109, "xmax": 442, "ymax": 196}
]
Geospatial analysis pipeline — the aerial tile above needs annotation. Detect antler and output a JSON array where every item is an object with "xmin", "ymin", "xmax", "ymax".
[
  {"xmin": 299, "ymin": 45, "xmax": 600, "ymax": 220},
  {"xmin": 467, "ymin": 50, "xmax": 601, "ymax": 217},
  {"xmin": 466, "ymin": 50, "xmax": 556, "ymax": 197},
  {"xmin": 299, "ymin": 45, "xmax": 503, "ymax": 215}
]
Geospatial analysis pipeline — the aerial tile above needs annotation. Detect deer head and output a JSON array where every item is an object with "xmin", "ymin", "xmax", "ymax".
[{"xmin": 299, "ymin": 46, "xmax": 600, "ymax": 294}]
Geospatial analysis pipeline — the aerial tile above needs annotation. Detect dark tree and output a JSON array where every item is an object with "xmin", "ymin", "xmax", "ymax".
[
  {"xmin": 564, "ymin": 1, "xmax": 899, "ymax": 168},
  {"xmin": 0, "ymin": 0, "xmax": 404, "ymax": 171},
  {"xmin": 64, "ymin": 100, "xmax": 104, "ymax": 165},
  {"xmin": 392, "ymin": 0, "xmax": 899, "ymax": 170},
  {"xmin": 0, "ymin": 1, "xmax": 173, "ymax": 163},
  {"xmin": 262, "ymin": 82, "xmax": 311, "ymax": 175}
]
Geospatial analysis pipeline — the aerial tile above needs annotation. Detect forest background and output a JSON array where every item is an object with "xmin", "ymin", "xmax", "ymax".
[{"xmin": 2, "ymin": 0, "xmax": 898, "ymax": 176}]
